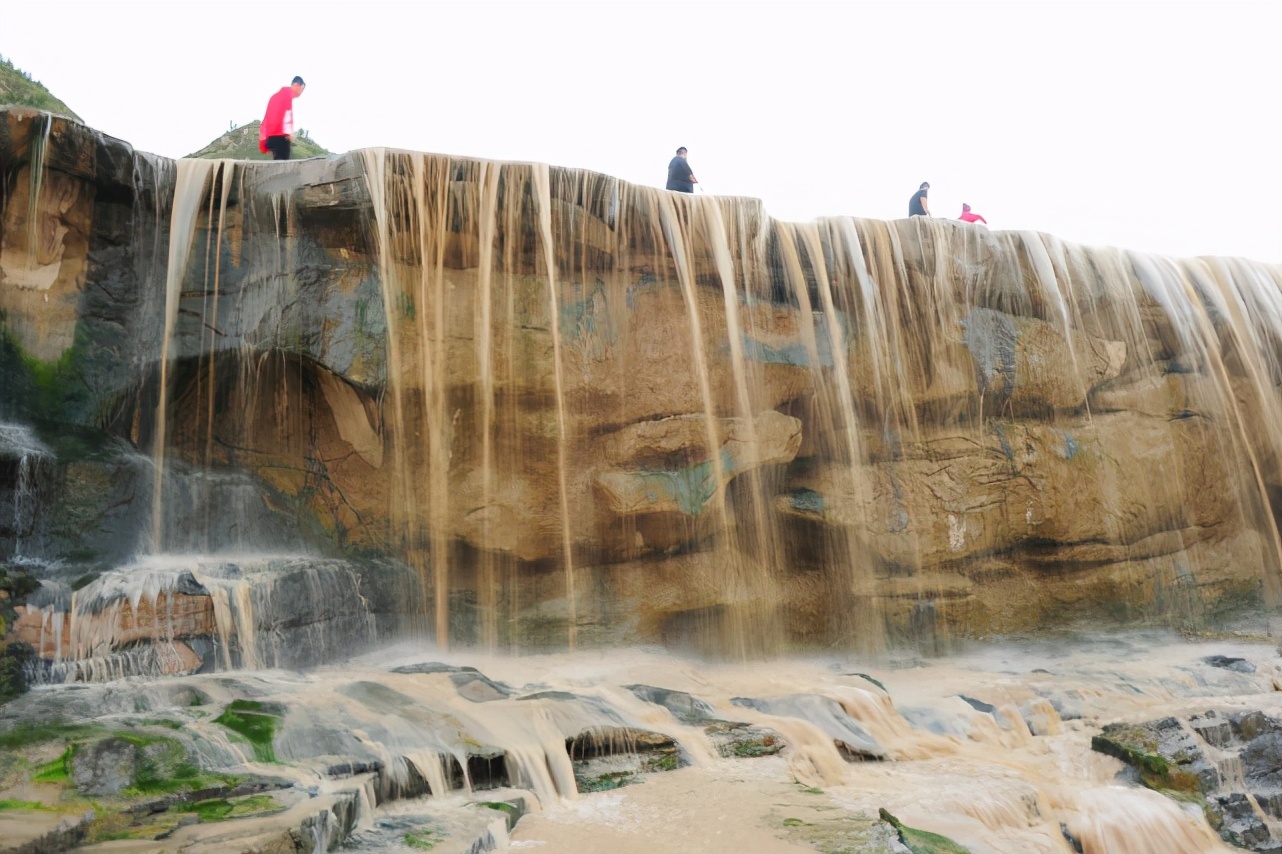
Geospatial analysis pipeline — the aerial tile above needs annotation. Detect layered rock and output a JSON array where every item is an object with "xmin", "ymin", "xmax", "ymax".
[{"xmin": 2, "ymin": 106, "xmax": 1282, "ymax": 658}]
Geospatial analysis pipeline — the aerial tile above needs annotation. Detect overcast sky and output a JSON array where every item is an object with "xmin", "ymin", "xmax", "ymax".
[{"xmin": 5, "ymin": 0, "xmax": 1280, "ymax": 262}]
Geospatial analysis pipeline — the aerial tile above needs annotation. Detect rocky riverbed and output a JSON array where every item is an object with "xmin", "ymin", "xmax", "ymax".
[{"xmin": 1, "ymin": 631, "xmax": 1280, "ymax": 853}]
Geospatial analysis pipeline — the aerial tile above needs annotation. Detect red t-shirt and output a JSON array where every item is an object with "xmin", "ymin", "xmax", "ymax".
[
  {"xmin": 259, "ymin": 87, "xmax": 295, "ymax": 152},
  {"xmin": 959, "ymin": 211, "xmax": 987, "ymax": 224}
]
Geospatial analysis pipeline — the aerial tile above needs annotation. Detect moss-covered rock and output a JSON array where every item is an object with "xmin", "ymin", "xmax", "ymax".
[
  {"xmin": 0, "ymin": 563, "xmax": 40, "ymax": 704},
  {"xmin": 214, "ymin": 699, "xmax": 284, "ymax": 763},
  {"xmin": 1090, "ymin": 720, "xmax": 1209, "ymax": 795},
  {"xmin": 878, "ymin": 808, "xmax": 971, "ymax": 854}
]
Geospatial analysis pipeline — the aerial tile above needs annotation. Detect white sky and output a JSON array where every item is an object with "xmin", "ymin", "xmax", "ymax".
[{"xmin": 4, "ymin": 0, "xmax": 1280, "ymax": 262}]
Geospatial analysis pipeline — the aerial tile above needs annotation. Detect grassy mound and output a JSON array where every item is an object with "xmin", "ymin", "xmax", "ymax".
[{"xmin": 187, "ymin": 121, "xmax": 330, "ymax": 160}]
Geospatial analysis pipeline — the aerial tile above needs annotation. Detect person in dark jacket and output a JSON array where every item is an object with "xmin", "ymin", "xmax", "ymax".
[
  {"xmin": 260, "ymin": 76, "xmax": 306, "ymax": 160},
  {"xmin": 909, "ymin": 182, "xmax": 930, "ymax": 216},
  {"xmin": 666, "ymin": 147, "xmax": 697, "ymax": 193}
]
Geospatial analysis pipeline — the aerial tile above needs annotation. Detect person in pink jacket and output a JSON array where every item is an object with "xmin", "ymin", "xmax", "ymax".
[{"xmin": 958, "ymin": 203, "xmax": 987, "ymax": 225}]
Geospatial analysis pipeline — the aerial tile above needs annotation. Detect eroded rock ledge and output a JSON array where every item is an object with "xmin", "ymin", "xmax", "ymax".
[{"xmin": 2, "ymin": 106, "xmax": 1282, "ymax": 653}]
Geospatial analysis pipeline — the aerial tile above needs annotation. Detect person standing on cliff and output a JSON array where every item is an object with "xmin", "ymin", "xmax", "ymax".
[
  {"xmin": 259, "ymin": 76, "xmax": 306, "ymax": 161},
  {"xmin": 908, "ymin": 182, "xmax": 931, "ymax": 216},
  {"xmin": 666, "ymin": 147, "xmax": 698, "ymax": 193},
  {"xmin": 959, "ymin": 203, "xmax": 988, "ymax": 225}
]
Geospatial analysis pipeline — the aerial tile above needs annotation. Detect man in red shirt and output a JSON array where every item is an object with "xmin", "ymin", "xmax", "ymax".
[
  {"xmin": 958, "ymin": 203, "xmax": 987, "ymax": 225},
  {"xmin": 259, "ymin": 76, "xmax": 306, "ymax": 160}
]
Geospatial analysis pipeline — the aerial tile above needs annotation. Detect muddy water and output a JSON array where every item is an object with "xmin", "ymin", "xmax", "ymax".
[
  {"xmin": 8, "ymin": 631, "xmax": 1273, "ymax": 853},
  {"xmin": 492, "ymin": 633, "xmax": 1258, "ymax": 854}
]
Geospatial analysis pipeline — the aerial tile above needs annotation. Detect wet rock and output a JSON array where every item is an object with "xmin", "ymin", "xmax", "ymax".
[
  {"xmin": 1038, "ymin": 693, "xmax": 1084, "ymax": 722},
  {"xmin": 593, "ymin": 411, "xmax": 802, "ymax": 517},
  {"xmin": 704, "ymin": 721, "xmax": 785, "ymax": 759},
  {"xmin": 291, "ymin": 790, "xmax": 361, "ymax": 853},
  {"xmin": 878, "ymin": 807, "xmax": 971, "ymax": 853},
  {"xmin": 1190, "ymin": 710, "xmax": 1235, "ymax": 748},
  {"xmin": 1208, "ymin": 793, "xmax": 1273, "ymax": 851},
  {"xmin": 1018, "ymin": 700, "xmax": 1061, "ymax": 737},
  {"xmin": 1206, "ymin": 655, "xmax": 1257, "ymax": 674},
  {"xmin": 900, "ymin": 702, "xmax": 979, "ymax": 738},
  {"xmin": 1243, "ymin": 733, "xmax": 1282, "ymax": 788},
  {"xmin": 1060, "ymin": 823, "xmax": 1084, "ymax": 853},
  {"xmin": 517, "ymin": 689, "xmax": 580, "ymax": 702},
  {"xmin": 1091, "ymin": 717, "xmax": 1217, "ymax": 793},
  {"xmin": 450, "ymin": 672, "xmax": 511, "ymax": 703},
  {"xmin": 566, "ymin": 725, "xmax": 684, "ymax": 792},
  {"xmin": 3, "ymin": 105, "xmax": 1276, "ymax": 648},
  {"xmin": 154, "ymin": 813, "xmax": 200, "ymax": 839},
  {"xmin": 958, "ymin": 695, "xmax": 996, "ymax": 715},
  {"xmin": 1233, "ymin": 711, "xmax": 1282, "ymax": 742},
  {"xmin": 626, "ymin": 684, "xmax": 782, "ymax": 758},
  {"xmin": 70, "ymin": 735, "xmax": 136, "ymax": 796},
  {"xmin": 391, "ymin": 661, "xmax": 480, "ymax": 675},
  {"xmin": 1255, "ymin": 791, "xmax": 1282, "ymax": 821},
  {"xmin": 626, "ymin": 684, "xmax": 718, "ymax": 725},
  {"xmin": 732, "ymin": 694, "xmax": 885, "ymax": 760}
]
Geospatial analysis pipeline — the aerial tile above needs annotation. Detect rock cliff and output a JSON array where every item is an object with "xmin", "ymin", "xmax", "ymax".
[{"xmin": 2, "ymin": 106, "xmax": 1281, "ymax": 668}]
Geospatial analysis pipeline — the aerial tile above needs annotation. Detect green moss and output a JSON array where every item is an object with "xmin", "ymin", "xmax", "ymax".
[
  {"xmin": 783, "ymin": 817, "xmax": 806, "ymax": 827},
  {"xmin": 723, "ymin": 733, "xmax": 782, "ymax": 758},
  {"xmin": 576, "ymin": 770, "xmax": 636, "ymax": 792},
  {"xmin": 1089, "ymin": 731, "xmax": 1204, "ymax": 795},
  {"xmin": 797, "ymin": 785, "xmax": 825, "ymax": 795},
  {"xmin": 184, "ymin": 793, "xmax": 280, "ymax": 822},
  {"xmin": 899, "ymin": 826, "xmax": 973, "ymax": 854},
  {"xmin": 479, "ymin": 801, "xmax": 518, "ymax": 816},
  {"xmin": 0, "ymin": 798, "xmax": 51, "ymax": 811},
  {"xmin": 32, "ymin": 745, "xmax": 75, "ymax": 782},
  {"xmin": 0, "ymin": 319, "xmax": 90, "ymax": 429},
  {"xmin": 879, "ymin": 808, "xmax": 970, "ymax": 854},
  {"xmin": 0, "ymin": 720, "xmax": 100, "ymax": 750},
  {"xmin": 136, "ymin": 719, "xmax": 184, "ymax": 731},
  {"xmin": 404, "ymin": 827, "xmax": 442, "ymax": 849},
  {"xmin": 642, "ymin": 752, "xmax": 679, "ymax": 772},
  {"xmin": 213, "ymin": 700, "xmax": 281, "ymax": 763}
]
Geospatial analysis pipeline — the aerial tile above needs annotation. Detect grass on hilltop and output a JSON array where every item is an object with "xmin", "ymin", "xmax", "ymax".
[{"xmin": 0, "ymin": 55, "xmax": 81, "ymax": 120}]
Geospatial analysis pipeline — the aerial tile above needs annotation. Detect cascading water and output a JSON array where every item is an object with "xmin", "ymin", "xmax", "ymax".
[
  {"xmin": 4, "ymin": 108, "xmax": 1282, "ymax": 853},
  {"xmin": 0, "ymin": 422, "xmax": 52, "ymax": 557},
  {"xmin": 346, "ymin": 149, "xmax": 1282, "ymax": 653}
]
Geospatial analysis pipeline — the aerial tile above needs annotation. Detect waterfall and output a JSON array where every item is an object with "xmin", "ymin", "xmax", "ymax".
[
  {"xmin": 0, "ymin": 422, "xmax": 52, "ymax": 557},
  {"xmin": 2, "ymin": 109, "xmax": 1281, "ymax": 661}
]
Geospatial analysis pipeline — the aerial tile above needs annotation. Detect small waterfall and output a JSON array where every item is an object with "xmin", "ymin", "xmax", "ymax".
[
  {"xmin": 530, "ymin": 164, "xmax": 578, "ymax": 651},
  {"xmin": 21, "ymin": 111, "xmax": 52, "ymax": 274},
  {"xmin": 150, "ymin": 158, "xmax": 224, "ymax": 552},
  {"xmin": 0, "ymin": 422, "xmax": 53, "ymax": 557},
  {"xmin": 26, "ymin": 555, "xmax": 381, "ymax": 684}
]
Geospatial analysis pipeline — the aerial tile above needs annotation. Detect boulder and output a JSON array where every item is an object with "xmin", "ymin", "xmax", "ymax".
[{"xmin": 70, "ymin": 736, "xmax": 137, "ymax": 796}]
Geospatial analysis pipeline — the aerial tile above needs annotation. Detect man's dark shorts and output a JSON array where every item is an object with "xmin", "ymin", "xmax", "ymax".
[{"xmin": 265, "ymin": 136, "xmax": 291, "ymax": 161}]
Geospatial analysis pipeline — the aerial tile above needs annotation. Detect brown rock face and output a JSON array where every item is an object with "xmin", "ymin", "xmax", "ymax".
[{"xmin": 2, "ymin": 108, "xmax": 1282, "ymax": 656}]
